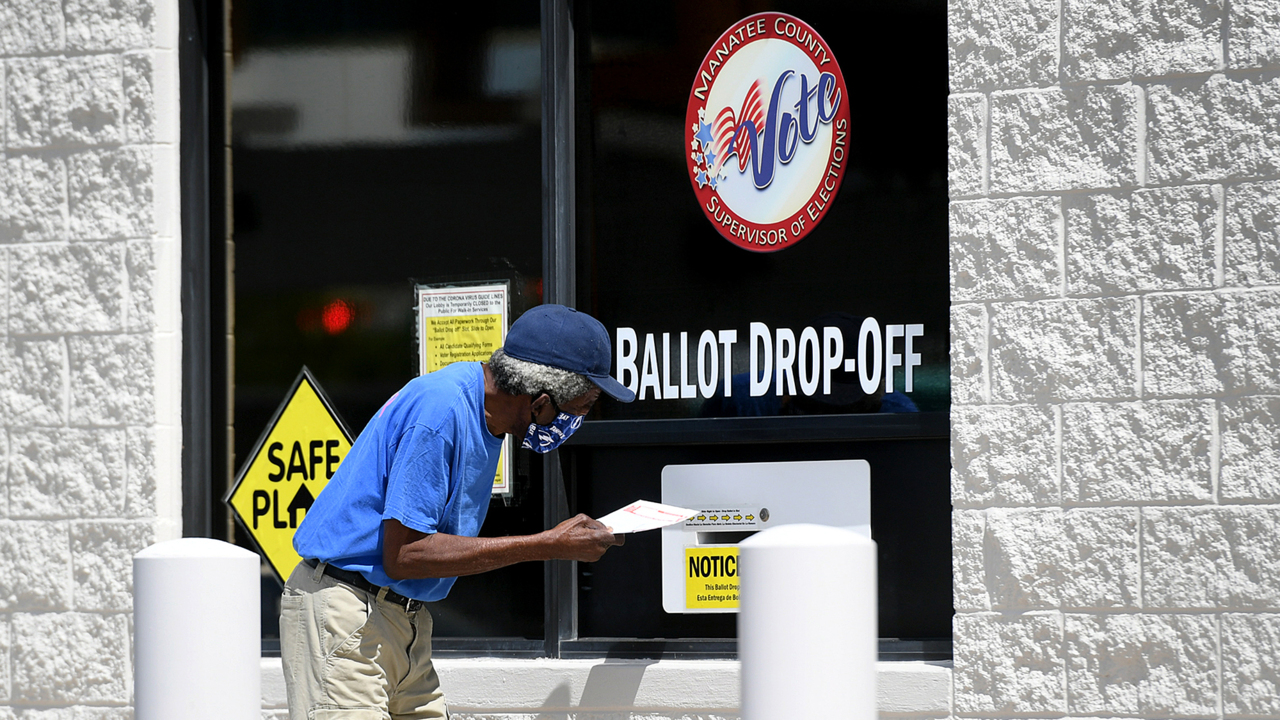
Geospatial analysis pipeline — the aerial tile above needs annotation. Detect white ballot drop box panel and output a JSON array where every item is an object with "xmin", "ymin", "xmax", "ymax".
[{"xmin": 660, "ymin": 459, "xmax": 871, "ymax": 614}]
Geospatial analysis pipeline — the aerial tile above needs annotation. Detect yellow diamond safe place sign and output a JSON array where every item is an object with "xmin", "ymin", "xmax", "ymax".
[{"xmin": 226, "ymin": 367, "xmax": 353, "ymax": 582}]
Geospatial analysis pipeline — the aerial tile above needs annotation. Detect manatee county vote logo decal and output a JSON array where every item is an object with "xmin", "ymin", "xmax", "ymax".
[{"xmin": 687, "ymin": 13, "xmax": 850, "ymax": 252}]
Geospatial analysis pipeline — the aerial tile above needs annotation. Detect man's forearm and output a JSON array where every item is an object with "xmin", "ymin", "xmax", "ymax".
[
  {"xmin": 384, "ymin": 526, "xmax": 552, "ymax": 580},
  {"xmin": 382, "ymin": 514, "xmax": 621, "ymax": 581}
]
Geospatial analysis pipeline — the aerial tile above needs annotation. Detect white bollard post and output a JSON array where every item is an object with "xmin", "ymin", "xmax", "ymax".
[
  {"xmin": 134, "ymin": 538, "xmax": 261, "ymax": 720},
  {"xmin": 738, "ymin": 523, "xmax": 877, "ymax": 720}
]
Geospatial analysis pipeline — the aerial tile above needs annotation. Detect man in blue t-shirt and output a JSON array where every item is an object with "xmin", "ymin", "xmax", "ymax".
[{"xmin": 282, "ymin": 305, "xmax": 635, "ymax": 719}]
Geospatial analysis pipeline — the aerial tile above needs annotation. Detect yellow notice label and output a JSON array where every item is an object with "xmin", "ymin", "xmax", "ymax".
[
  {"xmin": 422, "ymin": 312, "xmax": 504, "ymax": 373},
  {"xmin": 226, "ymin": 370, "xmax": 352, "ymax": 582},
  {"xmin": 685, "ymin": 546, "xmax": 740, "ymax": 609}
]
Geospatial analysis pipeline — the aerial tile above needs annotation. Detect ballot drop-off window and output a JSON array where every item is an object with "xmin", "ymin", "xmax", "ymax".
[
  {"xmin": 216, "ymin": 0, "xmax": 949, "ymax": 658},
  {"xmin": 560, "ymin": 0, "xmax": 950, "ymax": 657}
]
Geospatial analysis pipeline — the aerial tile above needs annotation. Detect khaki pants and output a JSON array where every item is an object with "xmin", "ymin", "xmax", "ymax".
[{"xmin": 280, "ymin": 562, "xmax": 449, "ymax": 720}]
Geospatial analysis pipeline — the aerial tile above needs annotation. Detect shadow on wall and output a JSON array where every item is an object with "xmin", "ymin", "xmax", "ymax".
[
  {"xmin": 534, "ymin": 683, "xmax": 572, "ymax": 720},
  {"xmin": 534, "ymin": 661, "xmax": 656, "ymax": 718}
]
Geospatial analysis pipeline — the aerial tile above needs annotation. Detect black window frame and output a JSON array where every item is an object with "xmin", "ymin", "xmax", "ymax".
[{"xmin": 180, "ymin": 0, "xmax": 231, "ymax": 543}]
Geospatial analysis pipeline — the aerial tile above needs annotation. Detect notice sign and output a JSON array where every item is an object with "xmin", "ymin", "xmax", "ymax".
[
  {"xmin": 416, "ymin": 283, "xmax": 512, "ymax": 494},
  {"xmin": 686, "ymin": 546, "xmax": 740, "ymax": 610},
  {"xmin": 418, "ymin": 284, "xmax": 508, "ymax": 373},
  {"xmin": 225, "ymin": 368, "xmax": 353, "ymax": 582}
]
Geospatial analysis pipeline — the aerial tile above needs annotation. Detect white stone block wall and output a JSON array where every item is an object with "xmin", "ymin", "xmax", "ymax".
[
  {"xmin": 0, "ymin": 0, "xmax": 183, "ymax": 716},
  {"xmin": 951, "ymin": 0, "xmax": 1280, "ymax": 716}
]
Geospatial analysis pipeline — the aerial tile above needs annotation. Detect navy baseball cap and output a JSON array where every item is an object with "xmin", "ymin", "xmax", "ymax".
[{"xmin": 504, "ymin": 305, "xmax": 636, "ymax": 403}]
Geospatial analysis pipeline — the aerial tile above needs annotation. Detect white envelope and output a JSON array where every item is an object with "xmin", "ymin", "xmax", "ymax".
[{"xmin": 597, "ymin": 500, "xmax": 699, "ymax": 534}]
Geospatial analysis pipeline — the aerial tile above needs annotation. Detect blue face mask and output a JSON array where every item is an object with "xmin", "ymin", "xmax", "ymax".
[{"xmin": 521, "ymin": 412, "xmax": 584, "ymax": 453}]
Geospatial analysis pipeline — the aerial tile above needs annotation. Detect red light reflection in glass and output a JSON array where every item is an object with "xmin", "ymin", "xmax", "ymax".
[{"xmin": 321, "ymin": 299, "xmax": 355, "ymax": 335}]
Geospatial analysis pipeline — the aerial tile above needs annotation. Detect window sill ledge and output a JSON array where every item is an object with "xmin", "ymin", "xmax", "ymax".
[{"xmin": 259, "ymin": 656, "xmax": 952, "ymax": 715}]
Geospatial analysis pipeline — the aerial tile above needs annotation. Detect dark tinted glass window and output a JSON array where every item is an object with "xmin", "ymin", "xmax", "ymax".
[
  {"xmin": 577, "ymin": 0, "xmax": 948, "ymax": 421},
  {"xmin": 231, "ymin": 0, "xmax": 545, "ymax": 643}
]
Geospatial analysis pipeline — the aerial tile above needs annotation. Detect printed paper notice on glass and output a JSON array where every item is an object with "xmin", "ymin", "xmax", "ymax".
[
  {"xmin": 417, "ymin": 284, "xmax": 508, "ymax": 374},
  {"xmin": 597, "ymin": 500, "xmax": 699, "ymax": 534},
  {"xmin": 416, "ymin": 282, "xmax": 511, "ymax": 494}
]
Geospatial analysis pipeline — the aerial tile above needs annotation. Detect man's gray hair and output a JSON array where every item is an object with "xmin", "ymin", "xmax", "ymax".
[{"xmin": 489, "ymin": 348, "xmax": 594, "ymax": 406}]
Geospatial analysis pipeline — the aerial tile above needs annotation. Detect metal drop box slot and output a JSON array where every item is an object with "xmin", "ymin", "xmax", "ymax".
[{"xmin": 660, "ymin": 459, "xmax": 871, "ymax": 614}]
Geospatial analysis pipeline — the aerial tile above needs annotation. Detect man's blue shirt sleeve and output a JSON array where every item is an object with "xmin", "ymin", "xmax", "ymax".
[{"xmin": 382, "ymin": 423, "xmax": 450, "ymax": 535}]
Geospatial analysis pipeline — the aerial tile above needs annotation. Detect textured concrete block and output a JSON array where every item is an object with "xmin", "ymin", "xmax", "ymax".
[
  {"xmin": 1063, "ymin": 401, "xmax": 1213, "ymax": 503},
  {"xmin": 2, "ymin": 338, "xmax": 65, "ymax": 426},
  {"xmin": 0, "ymin": 520, "xmax": 70, "ymax": 611},
  {"xmin": 72, "ymin": 520, "xmax": 153, "ymax": 611},
  {"xmin": 954, "ymin": 612, "xmax": 1065, "ymax": 713},
  {"xmin": 1221, "ymin": 396, "xmax": 1280, "ymax": 500},
  {"xmin": 1142, "ymin": 292, "xmax": 1228, "ymax": 396},
  {"xmin": 1061, "ymin": 508, "xmax": 1138, "ymax": 609},
  {"xmin": 1226, "ymin": 180, "xmax": 1280, "ymax": 286},
  {"xmin": 1066, "ymin": 187, "xmax": 1217, "ymax": 294},
  {"xmin": 1063, "ymin": 0, "xmax": 1223, "ymax": 80},
  {"xmin": 126, "ymin": 426, "xmax": 155, "ymax": 516},
  {"xmin": 0, "ymin": 0, "xmax": 63, "ymax": 54},
  {"xmin": 949, "ymin": 0, "xmax": 1059, "ymax": 91},
  {"xmin": 952, "ymin": 405, "xmax": 1058, "ymax": 505},
  {"xmin": 1231, "ymin": 289, "xmax": 1280, "ymax": 394},
  {"xmin": 0, "ymin": 432, "xmax": 7, "ymax": 517},
  {"xmin": 991, "ymin": 86, "xmax": 1139, "ymax": 193},
  {"xmin": 12, "ymin": 612, "xmax": 129, "ymax": 703},
  {"xmin": 68, "ymin": 148, "xmax": 154, "ymax": 240},
  {"xmin": 991, "ymin": 298, "xmax": 1137, "ymax": 401},
  {"xmin": 1148, "ymin": 74, "xmax": 1280, "ymax": 183},
  {"xmin": 984, "ymin": 508, "xmax": 1064, "ymax": 609},
  {"xmin": 64, "ymin": 0, "xmax": 155, "ymax": 51},
  {"xmin": 17, "ymin": 709, "xmax": 133, "ymax": 720},
  {"xmin": 1222, "ymin": 613, "xmax": 1280, "ymax": 715},
  {"xmin": 60, "ymin": 56, "xmax": 125, "ymax": 148},
  {"xmin": 1144, "ymin": 291, "xmax": 1280, "ymax": 397},
  {"xmin": 0, "ymin": 153, "xmax": 67, "ymax": 243},
  {"xmin": 949, "ymin": 94, "xmax": 985, "ymax": 197},
  {"xmin": 123, "ymin": 52, "xmax": 154, "ymax": 143},
  {"xmin": 0, "ymin": 249, "xmax": 6, "ymax": 336},
  {"xmin": 1219, "ymin": 506, "xmax": 1280, "ymax": 607},
  {"xmin": 127, "ymin": 239, "xmax": 155, "ymax": 330},
  {"xmin": 1143, "ymin": 507, "xmax": 1228, "ymax": 607},
  {"xmin": 954, "ymin": 509, "xmax": 987, "ymax": 610},
  {"xmin": 1230, "ymin": 0, "xmax": 1280, "ymax": 69},
  {"xmin": 952, "ymin": 197, "xmax": 1061, "ymax": 302},
  {"xmin": 951, "ymin": 304, "xmax": 987, "ymax": 405},
  {"xmin": 68, "ymin": 334, "xmax": 154, "ymax": 425},
  {"xmin": 0, "ymin": 621, "xmax": 8, "ymax": 702},
  {"xmin": 1066, "ymin": 613, "xmax": 1217, "ymax": 715},
  {"xmin": 1144, "ymin": 506, "xmax": 1280, "ymax": 608},
  {"xmin": 6, "ymin": 56, "xmax": 124, "ymax": 149},
  {"xmin": 9, "ymin": 429, "xmax": 126, "ymax": 519},
  {"xmin": 0, "ymin": 62, "xmax": 54, "ymax": 144},
  {"xmin": 10, "ymin": 243, "xmax": 124, "ymax": 334}
]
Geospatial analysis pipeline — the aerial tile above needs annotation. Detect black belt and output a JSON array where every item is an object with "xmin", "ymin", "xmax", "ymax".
[{"xmin": 302, "ymin": 558, "xmax": 423, "ymax": 612}]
